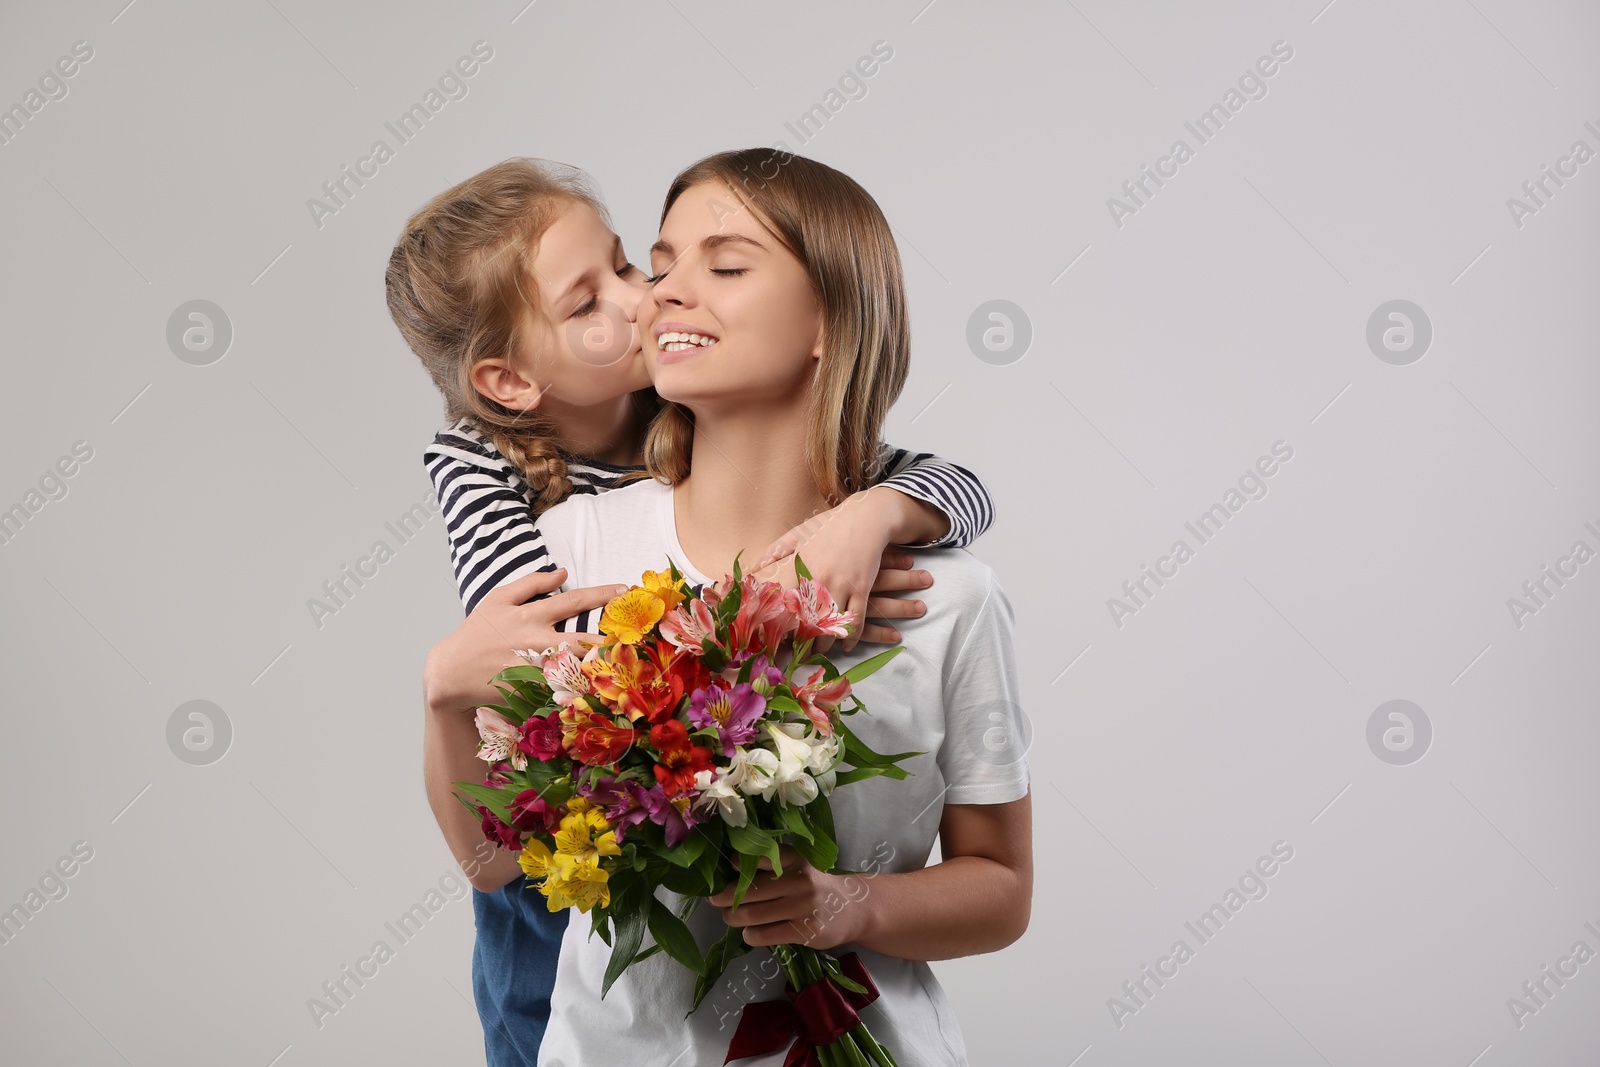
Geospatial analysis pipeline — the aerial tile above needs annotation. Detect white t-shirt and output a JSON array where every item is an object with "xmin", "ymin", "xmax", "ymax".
[{"xmin": 532, "ymin": 476, "xmax": 1030, "ymax": 1067}]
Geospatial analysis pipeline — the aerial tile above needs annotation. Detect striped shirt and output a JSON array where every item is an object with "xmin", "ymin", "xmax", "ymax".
[{"xmin": 423, "ymin": 417, "xmax": 994, "ymax": 617}]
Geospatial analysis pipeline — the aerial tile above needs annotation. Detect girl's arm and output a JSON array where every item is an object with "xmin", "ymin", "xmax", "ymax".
[
  {"xmin": 425, "ymin": 425, "xmax": 570, "ymax": 616},
  {"xmin": 750, "ymin": 445, "xmax": 996, "ymax": 653},
  {"xmin": 422, "ymin": 570, "xmax": 625, "ymax": 893},
  {"xmin": 871, "ymin": 443, "xmax": 995, "ymax": 549}
]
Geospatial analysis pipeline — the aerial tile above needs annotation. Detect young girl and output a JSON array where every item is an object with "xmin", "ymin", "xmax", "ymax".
[
  {"xmin": 385, "ymin": 158, "xmax": 1000, "ymax": 1066},
  {"xmin": 527, "ymin": 149, "xmax": 1033, "ymax": 1065}
]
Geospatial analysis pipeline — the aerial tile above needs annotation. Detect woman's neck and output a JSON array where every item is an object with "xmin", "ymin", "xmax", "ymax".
[{"xmin": 672, "ymin": 401, "xmax": 831, "ymax": 581}]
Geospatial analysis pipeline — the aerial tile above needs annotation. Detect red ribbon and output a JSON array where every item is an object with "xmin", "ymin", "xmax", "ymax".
[{"xmin": 723, "ymin": 951, "xmax": 880, "ymax": 1066}]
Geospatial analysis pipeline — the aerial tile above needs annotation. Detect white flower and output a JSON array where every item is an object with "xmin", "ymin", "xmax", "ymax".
[
  {"xmin": 761, "ymin": 723, "xmax": 821, "ymax": 806},
  {"xmin": 734, "ymin": 747, "xmax": 781, "ymax": 798},
  {"xmin": 691, "ymin": 767, "xmax": 749, "ymax": 827},
  {"xmin": 538, "ymin": 646, "xmax": 591, "ymax": 705},
  {"xmin": 474, "ymin": 707, "xmax": 526, "ymax": 770}
]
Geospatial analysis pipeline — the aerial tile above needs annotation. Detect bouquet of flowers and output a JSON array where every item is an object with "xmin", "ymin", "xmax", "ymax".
[{"xmin": 454, "ymin": 555, "xmax": 919, "ymax": 1067}]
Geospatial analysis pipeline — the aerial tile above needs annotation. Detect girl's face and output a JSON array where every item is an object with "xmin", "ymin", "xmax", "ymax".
[
  {"xmin": 642, "ymin": 181, "xmax": 823, "ymax": 409},
  {"xmin": 516, "ymin": 199, "xmax": 651, "ymax": 406}
]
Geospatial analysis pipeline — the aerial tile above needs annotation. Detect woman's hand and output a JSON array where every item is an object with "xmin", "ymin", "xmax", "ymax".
[
  {"xmin": 751, "ymin": 489, "xmax": 935, "ymax": 654},
  {"xmin": 706, "ymin": 845, "xmax": 867, "ymax": 951},
  {"xmin": 423, "ymin": 568, "xmax": 623, "ymax": 715}
]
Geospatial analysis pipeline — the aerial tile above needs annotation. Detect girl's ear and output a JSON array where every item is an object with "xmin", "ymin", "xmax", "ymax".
[{"xmin": 469, "ymin": 357, "xmax": 544, "ymax": 411}]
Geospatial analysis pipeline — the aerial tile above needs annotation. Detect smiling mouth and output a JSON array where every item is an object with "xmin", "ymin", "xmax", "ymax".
[{"xmin": 657, "ymin": 330, "xmax": 718, "ymax": 353}]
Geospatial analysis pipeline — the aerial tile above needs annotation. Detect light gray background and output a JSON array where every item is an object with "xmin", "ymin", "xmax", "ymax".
[{"xmin": 2, "ymin": 1, "xmax": 1597, "ymax": 1064}]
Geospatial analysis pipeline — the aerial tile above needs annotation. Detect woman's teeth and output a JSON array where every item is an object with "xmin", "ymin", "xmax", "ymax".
[{"xmin": 659, "ymin": 331, "xmax": 717, "ymax": 352}]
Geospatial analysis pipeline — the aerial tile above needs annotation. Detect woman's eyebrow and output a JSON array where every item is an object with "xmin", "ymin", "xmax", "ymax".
[{"xmin": 649, "ymin": 233, "xmax": 766, "ymax": 257}]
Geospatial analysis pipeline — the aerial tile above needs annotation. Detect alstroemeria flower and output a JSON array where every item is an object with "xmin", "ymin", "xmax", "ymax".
[
  {"xmin": 508, "ymin": 788, "xmax": 561, "ymax": 834},
  {"xmin": 649, "ymin": 719, "xmax": 714, "ymax": 798},
  {"xmin": 519, "ymin": 713, "xmax": 565, "ymax": 762},
  {"xmin": 688, "ymin": 682, "xmax": 767, "ymax": 757},
  {"xmin": 733, "ymin": 746, "xmax": 781, "ymax": 798},
  {"xmin": 478, "ymin": 804, "xmax": 522, "ymax": 851},
  {"xmin": 790, "ymin": 666, "xmax": 852, "ymax": 737},
  {"xmin": 599, "ymin": 589, "xmax": 665, "ymax": 645},
  {"xmin": 643, "ymin": 785, "xmax": 701, "ymax": 847},
  {"xmin": 578, "ymin": 776, "xmax": 653, "ymax": 843},
  {"xmin": 691, "ymin": 766, "xmax": 749, "ymax": 827},
  {"xmin": 639, "ymin": 568, "xmax": 689, "ymax": 613},
  {"xmin": 584, "ymin": 643, "xmax": 662, "ymax": 723},
  {"xmin": 475, "ymin": 707, "xmax": 527, "ymax": 770},
  {"xmin": 785, "ymin": 577, "xmax": 854, "ymax": 641},
  {"xmin": 558, "ymin": 705, "xmax": 640, "ymax": 766},
  {"xmin": 660, "ymin": 597, "xmax": 720, "ymax": 655},
  {"xmin": 730, "ymin": 575, "xmax": 790, "ymax": 654},
  {"xmin": 538, "ymin": 646, "xmax": 592, "ymax": 705},
  {"xmin": 757, "ymin": 722, "xmax": 823, "ymax": 806}
]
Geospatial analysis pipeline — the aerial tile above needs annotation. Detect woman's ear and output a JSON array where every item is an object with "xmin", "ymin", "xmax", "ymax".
[{"xmin": 469, "ymin": 356, "xmax": 544, "ymax": 412}]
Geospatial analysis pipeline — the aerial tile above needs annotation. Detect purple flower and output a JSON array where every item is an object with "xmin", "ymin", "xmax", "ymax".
[
  {"xmin": 686, "ymin": 682, "xmax": 767, "ymax": 758},
  {"xmin": 643, "ymin": 785, "xmax": 703, "ymax": 848},
  {"xmin": 579, "ymin": 775, "xmax": 652, "ymax": 842}
]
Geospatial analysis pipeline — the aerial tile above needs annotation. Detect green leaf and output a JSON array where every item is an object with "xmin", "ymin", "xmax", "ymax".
[
  {"xmin": 835, "ymin": 716, "xmax": 924, "ymax": 768},
  {"xmin": 492, "ymin": 664, "xmax": 549, "ymax": 687},
  {"xmin": 454, "ymin": 782, "xmax": 518, "ymax": 827},
  {"xmin": 841, "ymin": 645, "xmax": 905, "ymax": 684},
  {"xmin": 765, "ymin": 694, "xmax": 802, "ymax": 717},
  {"xmin": 777, "ymin": 803, "xmax": 815, "ymax": 843},
  {"xmin": 661, "ymin": 829, "xmax": 708, "ymax": 869},
  {"xmin": 690, "ymin": 923, "xmax": 753, "ymax": 1014},
  {"xmin": 601, "ymin": 893, "xmax": 651, "ymax": 998},
  {"xmin": 646, "ymin": 899, "xmax": 706, "ymax": 975},
  {"xmin": 792, "ymin": 553, "xmax": 813, "ymax": 581}
]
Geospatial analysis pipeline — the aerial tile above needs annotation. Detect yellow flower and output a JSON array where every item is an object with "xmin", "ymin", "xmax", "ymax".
[
  {"xmin": 533, "ymin": 797, "xmax": 621, "ymax": 913},
  {"xmin": 600, "ymin": 588, "xmax": 666, "ymax": 645},
  {"xmin": 640, "ymin": 568, "xmax": 688, "ymax": 613},
  {"xmin": 519, "ymin": 837, "xmax": 553, "ymax": 881}
]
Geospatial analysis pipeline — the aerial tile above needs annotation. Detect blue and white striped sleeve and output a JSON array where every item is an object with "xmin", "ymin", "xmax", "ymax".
[
  {"xmin": 873, "ymin": 442, "xmax": 995, "ymax": 549},
  {"xmin": 424, "ymin": 443, "xmax": 562, "ymax": 616}
]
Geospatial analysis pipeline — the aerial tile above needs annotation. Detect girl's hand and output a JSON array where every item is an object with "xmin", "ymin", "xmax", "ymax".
[
  {"xmin": 423, "ymin": 568, "xmax": 622, "ymax": 715},
  {"xmin": 707, "ymin": 845, "xmax": 866, "ymax": 951},
  {"xmin": 752, "ymin": 491, "xmax": 934, "ymax": 655}
]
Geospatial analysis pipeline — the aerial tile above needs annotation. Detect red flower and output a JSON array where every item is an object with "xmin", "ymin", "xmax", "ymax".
[
  {"xmin": 519, "ymin": 714, "xmax": 564, "ymax": 761},
  {"xmin": 649, "ymin": 719, "xmax": 714, "ymax": 798},
  {"xmin": 507, "ymin": 788, "xmax": 561, "ymax": 834},
  {"xmin": 560, "ymin": 705, "xmax": 641, "ymax": 766},
  {"xmin": 477, "ymin": 804, "xmax": 521, "ymax": 851},
  {"xmin": 730, "ymin": 575, "xmax": 789, "ymax": 654}
]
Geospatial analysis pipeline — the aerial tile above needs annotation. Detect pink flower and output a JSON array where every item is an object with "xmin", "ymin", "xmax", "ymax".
[
  {"xmin": 660, "ymin": 597, "xmax": 720, "ymax": 654},
  {"xmin": 539, "ymin": 647, "xmax": 591, "ymax": 705},
  {"xmin": 475, "ymin": 707, "xmax": 527, "ymax": 770},
  {"xmin": 731, "ymin": 575, "xmax": 789, "ymax": 654},
  {"xmin": 791, "ymin": 666, "xmax": 852, "ymax": 736},
  {"xmin": 785, "ymin": 577, "xmax": 854, "ymax": 641}
]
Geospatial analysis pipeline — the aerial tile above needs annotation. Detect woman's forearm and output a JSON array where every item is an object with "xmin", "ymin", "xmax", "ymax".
[
  {"xmin": 844, "ymin": 854, "xmax": 1031, "ymax": 961},
  {"xmin": 424, "ymin": 698, "xmax": 523, "ymax": 892}
]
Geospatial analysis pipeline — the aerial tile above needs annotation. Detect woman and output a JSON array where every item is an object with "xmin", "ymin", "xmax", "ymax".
[{"xmin": 528, "ymin": 148, "xmax": 1033, "ymax": 1066}]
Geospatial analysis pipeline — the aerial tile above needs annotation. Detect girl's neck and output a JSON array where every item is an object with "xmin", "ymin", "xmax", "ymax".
[
  {"xmin": 672, "ymin": 401, "xmax": 831, "ymax": 581},
  {"xmin": 543, "ymin": 393, "xmax": 644, "ymax": 467}
]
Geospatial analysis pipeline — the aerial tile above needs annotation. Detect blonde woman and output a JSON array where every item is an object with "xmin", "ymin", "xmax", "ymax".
[{"xmin": 523, "ymin": 148, "xmax": 1033, "ymax": 1065}]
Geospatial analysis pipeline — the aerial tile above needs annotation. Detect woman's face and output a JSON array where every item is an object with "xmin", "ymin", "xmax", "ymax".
[
  {"xmin": 516, "ymin": 199, "xmax": 651, "ymax": 406},
  {"xmin": 642, "ymin": 181, "xmax": 823, "ymax": 409}
]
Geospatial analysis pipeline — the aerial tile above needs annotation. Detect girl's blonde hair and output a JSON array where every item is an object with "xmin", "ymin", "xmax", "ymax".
[
  {"xmin": 643, "ymin": 148, "xmax": 910, "ymax": 506},
  {"xmin": 385, "ymin": 157, "xmax": 656, "ymax": 510}
]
